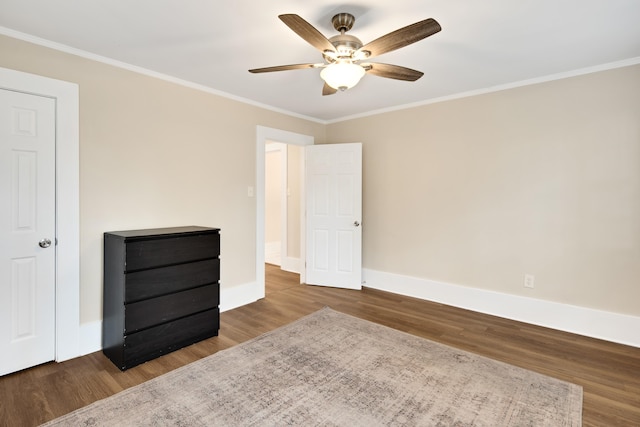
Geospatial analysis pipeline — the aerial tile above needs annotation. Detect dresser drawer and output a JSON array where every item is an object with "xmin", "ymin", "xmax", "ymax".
[
  {"xmin": 103, "ymin": 226, "xmax": 221, "ymax": 371},
  {"xmin": 123, "ymin": 308, "xmax": 219, "ymax": 369},
  {"xmin": 125, "ymin": 232, "xmax": 220, "ymax": 272},
  {"xmin": 125, "ymin": 284, "xmax": 219, "ymax": 333},
  {"xmin": 125, "ymin": 258, "xmax": 219, "ymax": 303}
]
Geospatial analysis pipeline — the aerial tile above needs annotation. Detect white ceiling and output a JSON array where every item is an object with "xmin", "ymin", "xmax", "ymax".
[{"xmin": 1, "ymin": 0, "xmax": 639, "ymax": 122}]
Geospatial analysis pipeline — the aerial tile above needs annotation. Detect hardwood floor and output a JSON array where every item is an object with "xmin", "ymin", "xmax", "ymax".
[{"xmin": 1, "ymin": 263, "xmax": 639, "ymax": 426}]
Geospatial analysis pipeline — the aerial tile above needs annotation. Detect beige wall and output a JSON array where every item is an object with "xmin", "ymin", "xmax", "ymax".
[
  {"xmin": 327, "ymin": 64, "xmax": 640, "ymax": 316},
  {"xmin": 287, "ymin": 144, "xmax": 302, "ymax": 258},
  {"xmin": 265, "ymin": 148, "xmax": 282, "ymax": 243},
  {"xmin": 2, "ymin": 32, "xmax": 638, "ymax": 327},
  {"xmin": 0, "ymin": 34, "xmax": 325, "ymax": 324}
]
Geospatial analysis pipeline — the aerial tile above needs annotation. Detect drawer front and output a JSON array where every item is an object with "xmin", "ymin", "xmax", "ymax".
[
  {"xmin": 125, "ymin": 284, "xmax": 219, "ymax": 333},
  {"xmin": 125, "ymin": 258, "xmax": 219, "ymax": 303},
  {"xmin": 125, "ymin": 232, "xmax": 220, "ymax": 272},
  {"xmin": 123, "ymin": 308, "xmax": 219, "ymax": 369}
]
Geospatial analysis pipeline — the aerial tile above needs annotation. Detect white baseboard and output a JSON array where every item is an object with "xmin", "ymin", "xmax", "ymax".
[
  {"xmin": 363, "ymin": 268, "xmax": 640, "ymax": 348},
  {"xmin": 280, "ymin": 256, "xmax": 300, "ymax": 274},
  {"xmin": 79, "ymin": 280, "xmax": 264, "ymax": 355},
  {"xmin": 79, "ymin": 320, "xmax": 102, "ymax": 356},
  {"xmin": 219, "ymin": 281, "xmax": 262, "ymax": 312},
  {"xmin": 80, "ymin": 268, "xmax": 639, "ymax": 354},
  {"xmin": 265, "ymin": 241, "xmax": 281, "ymax": 266},
  {"xmin": 265, "ymin": 245, "xmax": 301, "ymax": 272}
]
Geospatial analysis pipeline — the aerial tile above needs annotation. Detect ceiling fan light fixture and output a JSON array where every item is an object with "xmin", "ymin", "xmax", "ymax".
[
  {"xmin": 320, "ymin": 61, "xmax": 365, "ymax": 91},
  {"xmin": 251, "ymin": 13, "xmax": 441, "ymax": 96}
]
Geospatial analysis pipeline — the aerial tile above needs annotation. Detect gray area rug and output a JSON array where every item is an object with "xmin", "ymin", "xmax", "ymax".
[{"xmin": 42, "ymin": 307, "xmax": 582, "ymax": 426}]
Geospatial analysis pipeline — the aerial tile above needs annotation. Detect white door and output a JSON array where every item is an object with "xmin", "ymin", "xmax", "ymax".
[
  {"xmin": 0, "ymin": 89, "xmax": 56, "ymax": 376},
  {"xmin": 305, "ymin": 143, "xmax": 362, "ymax": 289}
]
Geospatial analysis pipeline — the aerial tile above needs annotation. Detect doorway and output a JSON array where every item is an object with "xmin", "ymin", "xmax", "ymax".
[
  {"xmin": 264, "ymin": 142, "xmax": 286, "ymax": 267},
  {"xmin": 255, "ymin": 126, "xmax": 313, "ymax": 298},
  {"xmin": 264, "ymin": 141, "xmax": 306, "ymax": 273}
]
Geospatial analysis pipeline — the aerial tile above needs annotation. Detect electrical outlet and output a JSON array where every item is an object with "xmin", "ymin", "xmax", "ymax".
[{"xmin": 524, "ymin": 274, "xmax": 535, "ymax": 289}]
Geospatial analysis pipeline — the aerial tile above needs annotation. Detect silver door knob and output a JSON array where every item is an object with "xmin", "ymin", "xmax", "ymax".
[
  {"xmin": 353, "ymin": 221, "xmax": 360, "ymax": 227},
  {"xmin": 39, "ymin": 238, "xmax": 52, "ymax": 248}
]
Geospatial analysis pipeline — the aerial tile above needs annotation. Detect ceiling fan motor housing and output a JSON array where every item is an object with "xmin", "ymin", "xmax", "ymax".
[
  {"xmin": 324, "ymin": 13, "xmax": 368, "ymax": 62},
  {"xmin": 325, "ymin": 34, "xmax": 364, "ymax": 61},
  {"xmin": 332, "ymin": 13, "xmax": 355, "ymax": 33}
]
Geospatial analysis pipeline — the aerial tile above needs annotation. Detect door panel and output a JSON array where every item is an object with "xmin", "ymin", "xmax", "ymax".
[
  {"xmin": 305, "ymin": 143, "xmax": 362, "ymax": 289},
  {"xmin": 0, "ymin": 89, "xmax": 56, "ymax": 376}
]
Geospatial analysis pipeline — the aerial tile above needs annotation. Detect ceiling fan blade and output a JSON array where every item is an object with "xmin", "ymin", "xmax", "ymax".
[
  {"xmin": 249, "ymin": 63, "xmax": 318, "ymax": 73},
  {"xmin": 279, "ymin": 14, "xmax": 336, "ymax": 53},
  {"xmin": 364, "ymin": 63, "xmax": 424, "ymax": 81},
  {"xmin": 322, "ymin": 82, "xmax": 338, "ymax": 96},
  {"xmin": 358, "ymin": 18, "xmax": 441, "ymax": 59}
]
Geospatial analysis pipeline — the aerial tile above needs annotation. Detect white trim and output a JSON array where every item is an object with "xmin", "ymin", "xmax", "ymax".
[
  {"xmin": 326, "ymin": 56, "xmax": 640, "ymax": 124},
  {"xmin": 0, "ymin": 66, "xmax": 80, "ymax": 361},
  {"xmin": 81, "ymin": 268, "xmax": 639, "ymax": 355},
  {"xmin": 0, "ymin": 26, "xmax": 324, "ymax": 125},
  {"xmin": 256, "ymin": 126, "xmax": 313, "ymax": 297},
  {"xmin": 79, "ymin": 320, "xmax": 102, "ymax": 356},
  {"xmin": 264, "ymin": 143, "xmax": 284, "ymax": 153},
  {"xmin": 79, "ymin": 280, "xmax": 263, "ymax": 355},
  {"xmin": 281, "ymin": 257, "xmax": 301, "ymax": 274},
  {"xmin": 363, "ymin": 268, "xmax": 640, "ymax": 348},
  {"xmin": 219, "ymin": 281, "xmax": 262, "ymax": 312},
  {"xmin": 4, "ymin": 26, "xmax": 638, "ymax": 126},
  {"xmin": 264, "ymin": 241, "xmax": 281, "ymax": 266}
]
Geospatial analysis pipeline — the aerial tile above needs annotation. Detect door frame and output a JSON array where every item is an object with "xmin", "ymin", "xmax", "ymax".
[
  {"xmin": 256, "ymin": 126, "xmax": 313, "ymax": 297},
  {"xmin": 0, "ymin": 67, "xmax": 80, "ymax": 362}
]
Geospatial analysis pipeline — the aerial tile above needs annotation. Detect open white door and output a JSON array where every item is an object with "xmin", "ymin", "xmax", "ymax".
[
  {"xmin": 305, "ymin": 143, "xmax": 362, "ymax": 289},
  {"xmin": 0, "ymin": 89, "xmax": 56, "ymax": 376}
]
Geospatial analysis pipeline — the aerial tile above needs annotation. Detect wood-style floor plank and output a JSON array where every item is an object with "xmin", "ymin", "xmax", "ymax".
[{"xmin": 1, "ymin": 263, "xmax": 639, "ymax": 426}]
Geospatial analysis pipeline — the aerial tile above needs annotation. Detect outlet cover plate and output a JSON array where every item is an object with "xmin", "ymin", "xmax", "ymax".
[{"xmin": 524, "ymin": 274, "xmax": 535, "ymax": 289}]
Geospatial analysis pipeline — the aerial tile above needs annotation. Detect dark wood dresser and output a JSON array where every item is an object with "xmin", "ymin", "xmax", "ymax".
[{"xmin": 102, "ymin": 226, "xmax": 220, "ymax": 370}]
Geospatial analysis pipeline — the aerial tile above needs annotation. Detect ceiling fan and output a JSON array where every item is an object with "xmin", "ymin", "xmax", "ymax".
[{"xmin": 249, "ymin": 13, "xmax": 442, "ymax": 95}]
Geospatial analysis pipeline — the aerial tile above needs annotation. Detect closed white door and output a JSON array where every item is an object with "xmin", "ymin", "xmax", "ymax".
[
  {"xmin": 0, "ymin": 89, "xmax": 56, "ymax": 376},
  {"xmin": 305, "ymin": 143, "xmax": 362, "ymax": 289}
]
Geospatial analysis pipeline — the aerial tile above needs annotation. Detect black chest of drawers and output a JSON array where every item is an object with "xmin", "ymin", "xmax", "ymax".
[{"xmin": 102, "ymin": 226, "xmax": 220, "ymax": 370}]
